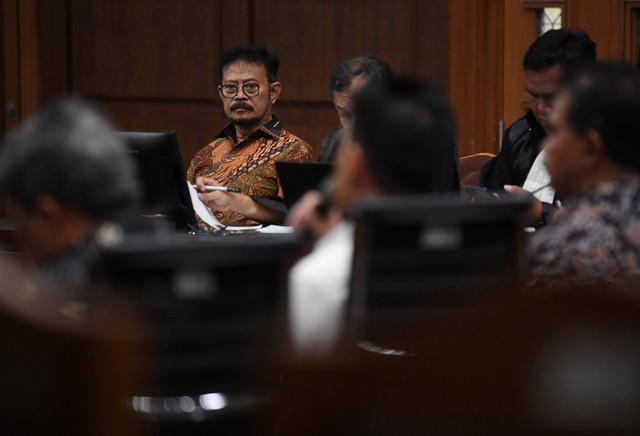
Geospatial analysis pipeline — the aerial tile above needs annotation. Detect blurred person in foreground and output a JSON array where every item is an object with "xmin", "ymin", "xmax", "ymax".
[
  {"xmin": 288, "ymin": 77, "xmax": 458, "ymax": 354},
  {"xmin": 0, "ymin": 97, "xmax": 140, "ymax": 295},
  {"xmin": 527, "ymin": 61, "xmax": 640, "ymax": 290}
]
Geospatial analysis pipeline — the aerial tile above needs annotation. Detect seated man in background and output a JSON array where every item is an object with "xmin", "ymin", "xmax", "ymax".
[
  {"xmin": 480, "ymin": 29, "xmax": 596, "ymax": 225},
  {"xmin": 527, "ymin": 61, "xmax": 640, "ymax": 290},
  {"xmin": 289, "ymin": 77, "xmax": 458, "ymax": 353},
  {"xmin": 188, "ymin": 45, "xmax": 313, "ymax": 226},
  {"xmin": 0, "ymin": 97, "xmax": 140, "ymax": 291},
  {"xmin": 318, "ymin": 55, "xmax": 393, "ymax": 163}
]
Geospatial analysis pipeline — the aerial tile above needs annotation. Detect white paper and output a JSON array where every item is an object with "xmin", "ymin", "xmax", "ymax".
[
  {"xmin": 188, "ymin": 181, "xmax": 263, "ymax": 232},
  {"xmin": 257, "ymin": 225, "xmax": 295, "ymax": 233},
  {"xmin": 187, "ymin": 182, "xmax": 226, "ymax": 230}
]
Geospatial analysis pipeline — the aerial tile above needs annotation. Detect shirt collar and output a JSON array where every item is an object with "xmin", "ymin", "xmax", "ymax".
[{"xmin": 215, "ymin": 115, "xmax": 282, "ymax": 141}]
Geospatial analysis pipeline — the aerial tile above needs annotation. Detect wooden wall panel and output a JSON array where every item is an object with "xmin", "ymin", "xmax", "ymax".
[
  {"xmin": 567, "ymin": 0, "xmax": 624, "ymax": 60},
  {"xmin": 35, "ymin": 0, "xmax": 68, "ymax": 105},
  {"xmin": 416, "ymin": 0, "xmax": 451, "ymax": 93},
  {"xmin": 11, "ymin": 1, "xmax": 633, "ymax": 168},
  {"xmin": 502, "ymin": 0, "xmax": 539, "ymax": 132},
  {"xmin": 1, "ymin": 0, "xmax": 20, "ymax": 136},
  {"xmin": 449, "ymin": 0, "xmax": 503, "ymax": 156},
  {"xmin": 70, "ymin": 0, "xmax": 220, "ymax": 99},
  {"xmin": 253, "ymin": 0, "xmax": 415, "ymax": 102},
  {"xmin": 273, "ymin": 103, "xmax": 340, "ymax": 159},
  {"xmin": 220, "ymin": 0, "xmax": 252, "ymax": 50},
  {"xmin": 92, "ymin": 100, "xmax": 227, "ymax": 168}
]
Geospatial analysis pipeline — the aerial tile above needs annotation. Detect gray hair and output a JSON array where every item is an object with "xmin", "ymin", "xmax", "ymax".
[{"xmin": 0, "ymin": 97, "xmax": 140, "ymax": 218}]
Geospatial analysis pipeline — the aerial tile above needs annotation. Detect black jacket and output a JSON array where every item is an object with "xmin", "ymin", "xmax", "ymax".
[
  {"xmin": 480, "ymin": 111, "xmax": 558, "ymax": 225},
  {"xmin": 480, "ymin": 111, "xmax": 546, "ymax": 190},
  {"xmin": 318, "ymin": 126, "xmax": 461, "ymax": 193},
  {"xmin": 318, "ymin": 127, "xmax": 343, "ymax": 163}
]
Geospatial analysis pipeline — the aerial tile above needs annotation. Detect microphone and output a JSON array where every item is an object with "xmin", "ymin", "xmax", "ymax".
[{"xmin": 315, "ymin": 175, "xmax": 335, "ymax": 217}]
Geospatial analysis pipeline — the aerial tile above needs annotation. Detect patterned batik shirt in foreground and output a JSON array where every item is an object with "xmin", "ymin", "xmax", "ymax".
[
  {"xmin": 526, "ymin": 176, "xmax": 640, "ymax": 291},
  {"xmin": 187, "ymin": 116, "xmax": 312, "ymax": 225}
]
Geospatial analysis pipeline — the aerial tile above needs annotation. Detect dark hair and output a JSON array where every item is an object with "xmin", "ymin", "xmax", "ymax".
[
  {"xmin": 523, "ymin": 28, "xmax": 596, "ymax": 71},
  {"xmin": 352, "ymin": 77, "xmax": 456, "ymax": 194},
  {"xmin": 559, "ymin": 61, "xmax": 640, "ymax": 173},
  {"xmin": 0, "ymin": 97, "xmax": 140, "ymax": 218},
  {"xmin": 329, "ymin": 55, "xmax": 393, "ymax": 98},
  {"xmin": 219, "ymin": 45, "xmax": 280, "ymax": 83}
]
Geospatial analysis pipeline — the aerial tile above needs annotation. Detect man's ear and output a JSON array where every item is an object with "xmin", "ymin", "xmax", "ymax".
[
  {"xmin": 349, "ymin": 143, "xmax": 377, "ymax": 189},
  {"xmin": 269, "ymin": 82, "xmax": 282, "ymax": 104},
  {"xmin": 33, "ymin": 194, "xmax": 66, "ymax": 224},
  {"xmin": 583, "ymin": 128, "xmax": 606, "ymax": 169}
]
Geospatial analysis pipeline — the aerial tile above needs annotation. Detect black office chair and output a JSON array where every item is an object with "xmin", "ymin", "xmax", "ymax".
[
  {"xmin": 92, "ymin": 232, "xmax": 306, "ymax": 435},
  {"xmin": 346, "ymin": 193, "xmax": 531, "ymax": 353}
]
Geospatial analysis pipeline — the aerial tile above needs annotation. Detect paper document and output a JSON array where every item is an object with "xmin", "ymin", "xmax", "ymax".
[
  {"xmin": 187, "ymin": 181, "xmax": 262, "ymax": 232},
  {"xmin": 188, "ymin": 182, "xmax": 226, "ymax": 230},
  {"xmin": 257, "ymin": 225, "xmax": 295, "ymax": 233}
]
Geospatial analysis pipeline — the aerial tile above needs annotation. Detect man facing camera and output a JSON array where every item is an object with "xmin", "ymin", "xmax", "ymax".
[
  {"xmin": 188, "ymin": 45, "xmax": 313, "ymax": 226},
  {"xmin": 527, "ymin": 61, "xmax": 640, "ymax": 290},
  {"xmin": 0, "ymin": 97, "xmax": 140, "ymax": 288},
  {"xmin": 289, "ymin": 77, "xmax": 458, "ymax": 353}
]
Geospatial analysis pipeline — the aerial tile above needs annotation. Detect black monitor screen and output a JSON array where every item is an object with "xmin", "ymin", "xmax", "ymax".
[{"xmin": 117, "ymin": 130, "xmax": 197, "ymax": 230}]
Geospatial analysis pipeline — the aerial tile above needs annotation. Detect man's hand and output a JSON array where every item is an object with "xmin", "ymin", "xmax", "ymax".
[
  {"xmin": 287, "ymin": 190, "xmax": 342, "ymax": 242},
  {"xmin": 194, "ymin": 176, "xmax": 285, "ymax": 224},
  {"xmin": 195, "ymin": 177, "xmax": 236, "ymax": 212},
  {"xmin": 504, "ymin": 185, "xmax": 542, "ymax": 225}
]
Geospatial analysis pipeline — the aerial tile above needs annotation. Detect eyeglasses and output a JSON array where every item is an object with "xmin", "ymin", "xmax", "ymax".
[{"xmin": 218, "ymin": 83, "xmax": 263, "ymax": 98}]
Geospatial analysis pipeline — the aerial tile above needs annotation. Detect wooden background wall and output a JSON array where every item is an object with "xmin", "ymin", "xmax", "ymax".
[
  {"xmin": 2, "ymin": 0, "xmax": 450, "ymax": 166},
  {"xmin": 2, "ymin": 0, "xmax": 638, "ymax": 167}
]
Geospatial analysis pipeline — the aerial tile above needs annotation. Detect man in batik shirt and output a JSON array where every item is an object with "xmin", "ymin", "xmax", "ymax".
[
  {"xmin": 527, "ymin": 62, "xmax": 640, "ymax": 290},
  {"xmin": 188, "ymin": 45, "xmax": 312, "ymax": 226}
]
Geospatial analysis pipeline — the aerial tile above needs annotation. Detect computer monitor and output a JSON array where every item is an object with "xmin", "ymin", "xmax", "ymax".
[
  {"xmin": 275, "ymin": 161, "xmax": 333, "ymax": 208},
  {"xmin": 117, "ymin": 130, "xmax": 197, "ymax": 230}
]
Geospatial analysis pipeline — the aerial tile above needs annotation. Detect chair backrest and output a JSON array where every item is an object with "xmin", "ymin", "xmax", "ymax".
[
  {"xmin": 92, "ymin": 232, "xmax": 306, "ymax": 434},
  {"xmin": 458, "ymin": 152, "xmax": 495, "ymax": 190},
  {"xmin": 347, "ymin": 193, "xmax": 530, "ymax": 346}
]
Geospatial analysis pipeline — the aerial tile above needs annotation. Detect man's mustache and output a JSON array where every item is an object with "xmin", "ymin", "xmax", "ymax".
[{"xmin": 230, "ymin": 103, "xmax": 253, "ymax": 111}]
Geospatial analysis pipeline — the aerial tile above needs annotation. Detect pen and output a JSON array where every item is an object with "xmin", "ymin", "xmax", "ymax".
[
  {"xmin": 529, "ymin": 183, "xmax": 551, "ymax": 195},
  {"xmin": 191, "ymin": 184, "xmax": 241, "ymax": 193}
]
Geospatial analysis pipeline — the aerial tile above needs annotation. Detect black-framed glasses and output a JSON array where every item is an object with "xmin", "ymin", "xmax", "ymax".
[{"xmin": 218, "ymin": 82, "xmax": 263, "ymax": 98}]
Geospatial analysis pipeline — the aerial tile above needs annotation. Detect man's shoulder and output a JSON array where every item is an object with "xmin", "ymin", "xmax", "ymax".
[
  {"xmin": 278, "ymin": 128, "xmax": 313, "ymax": 155},
  {"xmin": 194, "ymin": 136, "xmax": 228, "ymax": 154},
  {"xmin": 321, "ymin": 127, "xmax": 342, "ymax": 145},
  {"xmin": 505, "ymin": 112, "xmax": 536, "ymax": 142}
]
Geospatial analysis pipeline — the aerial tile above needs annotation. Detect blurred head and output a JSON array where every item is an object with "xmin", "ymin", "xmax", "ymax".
[
  {"xmin": 218, "ymin": 45, "xmax": 282, "ymax": 129},
  {"xmin": 522, "ymin": 29, "xmax": 597, "ymax": 133},
  {"xmin": 543, "ymin": 61, "xmax": 640, "ymax": 198},
  {"xmin": 334, "ymin": 77, "xmax": 456, "ymax": 211},
  {"xmin": 329, "ymin": 56, "xmax": 393, "ymax": 130},
  {"xmin": 0, "ymin": 97, "xmax": 140, "ymax": 262}
]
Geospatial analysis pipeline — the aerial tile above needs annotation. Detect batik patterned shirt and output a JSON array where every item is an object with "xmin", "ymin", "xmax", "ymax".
[
  {"xmin": 187, "ymin": 116, "xmax": 312, "ymax": 225},
  {"xmin": 527, "ymin": 176, "xmax": 640, "ymax": 290}
]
